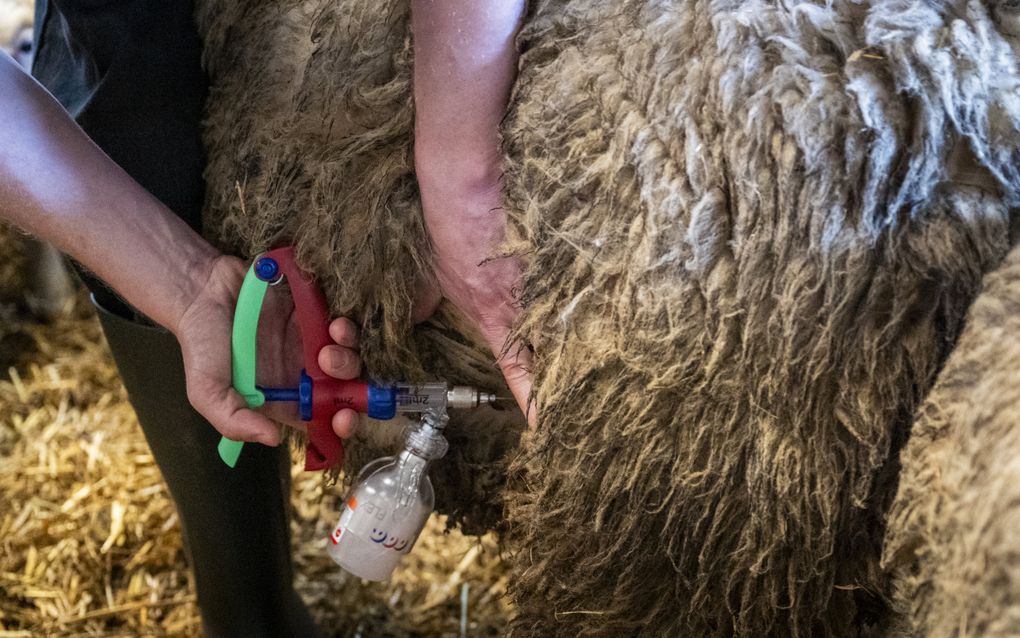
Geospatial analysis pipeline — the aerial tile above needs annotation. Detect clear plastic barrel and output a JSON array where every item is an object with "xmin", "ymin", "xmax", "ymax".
[{"xmin": 394, "ymin": 383, "xmax": 495, "ymax": 411}]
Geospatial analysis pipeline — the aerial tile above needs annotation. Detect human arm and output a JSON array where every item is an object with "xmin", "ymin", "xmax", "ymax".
[
  {"xmin": 0, "ymin": 54, "xmax": 361, "ymax": 443},
  {"xmin": 411, "ymin": 0, "xmax": 535, "ymax": 424}
]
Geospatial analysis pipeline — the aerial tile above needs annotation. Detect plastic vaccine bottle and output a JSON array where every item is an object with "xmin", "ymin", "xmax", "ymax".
[{"xmin": 327, "ymin": 410, "xmax": 449, "ymax": 581}]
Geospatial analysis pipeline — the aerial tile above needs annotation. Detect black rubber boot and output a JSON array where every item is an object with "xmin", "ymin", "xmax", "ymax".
[{"xmin": 94, "ymin": 297, "xmax": 319, "ymax": 638}]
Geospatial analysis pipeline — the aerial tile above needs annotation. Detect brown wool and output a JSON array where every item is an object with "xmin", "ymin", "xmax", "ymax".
[{"xmin": 883, "ymin": 244, "xmax": 1020, "ymax": 638}]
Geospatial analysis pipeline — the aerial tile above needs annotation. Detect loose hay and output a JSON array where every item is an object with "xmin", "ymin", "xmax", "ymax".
[
  {"xmin": 0, "ymin": 226, "xmax": 512, "ymax": 636},
  {"xmin": 8, "ymin": 0, "xmax": 1020, "ymax": 634}
]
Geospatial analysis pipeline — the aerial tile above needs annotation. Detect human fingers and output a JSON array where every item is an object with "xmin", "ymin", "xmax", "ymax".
[
  {"xmin": 187, "ymin": 379, "xmax": 283, "ymax": 446},
  {"xmin": 487, "ymin": 331, "xmax": 537, "ymax": 429},
  {"xmin": 318, "ymin": 344, "xmax": 362, "ymax": 380},
  {"xmin": 328, "ymin": 317, "xmax": 359, "ymax": 348},
  {"xmin": 331, "ymin": 408, "xmax": 360, "ymax": 439},
  {"xmin": 320, "ymin": 318, "xmax": 362, "ymax": 379},
  {"xmin": 259, "ymin": 401, "xmax": 307, "ymax": 433}
]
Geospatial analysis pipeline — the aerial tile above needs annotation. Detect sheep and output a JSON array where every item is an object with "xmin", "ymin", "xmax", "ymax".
[{"xmin": 195, "ymin": 0, "xmax": 1020, "ymax": 634}]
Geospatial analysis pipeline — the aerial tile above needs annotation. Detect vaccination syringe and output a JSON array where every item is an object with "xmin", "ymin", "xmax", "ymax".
[{"xmin": 257, "ymin": 380, "xmax": 498, "ymax": 417}]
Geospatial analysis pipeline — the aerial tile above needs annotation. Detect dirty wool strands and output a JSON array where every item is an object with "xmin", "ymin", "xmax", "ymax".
[
  {"xmin": 195, "ymin": 0, "xmax": 1020, "ymax": 635},
  {"xmin": 882, "ymin": 244, "xmax": 1020, "ymax": 637},
  {"xmin": 503, "ymin": 0, "xmax": 1020, "ymax": 635}
]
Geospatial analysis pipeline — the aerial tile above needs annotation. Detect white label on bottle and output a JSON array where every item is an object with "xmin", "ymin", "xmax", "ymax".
[
  {"xmin": 337, "ymin": 495, "xmax": 418, "ymax": 553},
  {"xmin": 329, "ymin": 497, "xmax": 358, "ymax": 544}
]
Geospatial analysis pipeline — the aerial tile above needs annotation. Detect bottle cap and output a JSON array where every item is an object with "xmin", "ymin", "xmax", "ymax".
[{"xmin": 405, "ymin": 414, "xmax": 449, "ymax": 461}]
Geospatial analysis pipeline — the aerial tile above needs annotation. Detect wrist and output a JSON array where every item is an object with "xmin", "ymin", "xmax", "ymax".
[
  {"xmin": 167, "ymin": 245, "xmax": 220, "ymax": 336},
  {"xmin": 419, "ymin": 185, "xmax": 509, "ymax": 250}
]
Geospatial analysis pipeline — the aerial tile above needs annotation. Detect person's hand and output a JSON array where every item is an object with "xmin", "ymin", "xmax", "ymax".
[
  {"xmin": 173, "ymin": 255, "xmax": 362, "ymax": 445},
  {"xmin": 416, "ymin": 164, "xmax": 536, "ymax": 426},
  {"xmin": 410, "ymin": 0, "xmax": 532, "ymax": 425}
]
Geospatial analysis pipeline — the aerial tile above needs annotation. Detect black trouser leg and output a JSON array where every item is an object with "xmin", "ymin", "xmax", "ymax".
[{"xmin": 94, "ymin": 298, "xmax": 319, "ymax": 638}]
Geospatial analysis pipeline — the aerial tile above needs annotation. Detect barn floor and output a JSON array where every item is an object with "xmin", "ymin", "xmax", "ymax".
[{"xmin": 0, "ymin": 234, "xmax": 511, "ymax": 637}]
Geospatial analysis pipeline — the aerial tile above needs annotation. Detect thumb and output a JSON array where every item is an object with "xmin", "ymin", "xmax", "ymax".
[
  {"xmin": 487, "ymin": 330, "xmax": 537, "ymax": 429},
  {"xmin": 187, "ymin": 380, "xmax": 283, "ymax": 446}
]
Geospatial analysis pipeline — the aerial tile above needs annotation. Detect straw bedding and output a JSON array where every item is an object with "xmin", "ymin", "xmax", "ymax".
[{"xmin": 195, "ymin": 0, "xmax": 1020, "ymax": 635}]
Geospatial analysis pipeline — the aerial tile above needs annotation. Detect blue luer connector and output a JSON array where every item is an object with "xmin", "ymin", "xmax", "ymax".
[
  {"xmin": 367, "ymin": 384, "xmax": 397, "ymax": 420},
  {"xmin": 254, "ymin": 257, "xmax": 280, "ymax": 282}
]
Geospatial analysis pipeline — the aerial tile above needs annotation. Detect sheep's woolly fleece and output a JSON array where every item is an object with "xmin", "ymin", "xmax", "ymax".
[
  {"xmin": 882, "ymin": 234, "xmax": 1020, "ymax": 638},
  {"xmin": 195, "ymin": 0, "xmax": 1020, "ymax": 635}
]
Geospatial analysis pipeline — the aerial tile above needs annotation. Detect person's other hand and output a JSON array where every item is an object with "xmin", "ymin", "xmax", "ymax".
[
  {"xmin": 410, "ymin": 0, "xmax": 532, "ymax": 425},
  {"xmin": 173, "ymin": 255, "xmax": 362, "ymax": 445},
  {"xmin": 415, "ymin": 163, "xmax": 536, "ymax": 427}
]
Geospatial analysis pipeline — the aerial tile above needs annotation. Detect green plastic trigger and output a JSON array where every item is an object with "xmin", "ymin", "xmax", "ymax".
[{"xmin": 218, "ymin": 260, "xmax": 269, "ymax": 467}]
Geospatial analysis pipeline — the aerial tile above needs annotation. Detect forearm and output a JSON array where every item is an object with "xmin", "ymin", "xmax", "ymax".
[
  {"xmin": 0, "ymin": 54, "xmax": 216, "ymax": 332},
  {"xmin": 411, "ymin": 0, "xmax": 525, "ymax": 200}
]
